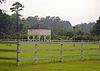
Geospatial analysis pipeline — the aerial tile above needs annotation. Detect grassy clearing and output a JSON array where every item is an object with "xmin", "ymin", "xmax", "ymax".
[{"xmin": 0, "ymin": 43, "xmax": 100, "ymax": 71}]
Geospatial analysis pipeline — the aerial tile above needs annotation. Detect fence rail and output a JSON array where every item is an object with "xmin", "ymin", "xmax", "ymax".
[
  {"xmin": 0, "ymin": 42, "xmax": 17, "ymax": 44},
  {"xmin": 0, "ymin": 49, "xmax": 17, "ymax": 52},
  {"xmin": 0, "ymin": 57, "xmax": 17, "ymax": 60},
  {"xmin": 19, "ymin": 41, "xmax": 98, "ymax": 44},
  {"xmin": 0, "ymin": 40, "xmax": 100, "ymax": 66}
]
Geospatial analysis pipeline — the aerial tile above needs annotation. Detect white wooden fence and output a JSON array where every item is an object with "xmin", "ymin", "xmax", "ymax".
[{"xmin": 0, "ymin": 40, "xmax": 100, "ymax": 66}]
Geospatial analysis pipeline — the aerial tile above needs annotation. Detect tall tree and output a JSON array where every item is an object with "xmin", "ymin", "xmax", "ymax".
[{"xmin": 10, "ymin": 2, "xmax": 24, "ymax": 33}]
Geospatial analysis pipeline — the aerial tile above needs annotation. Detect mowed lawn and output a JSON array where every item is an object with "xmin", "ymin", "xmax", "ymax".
[{"xmin": 0, "ymin": 43, "xmax": 100, "ymax": 71}]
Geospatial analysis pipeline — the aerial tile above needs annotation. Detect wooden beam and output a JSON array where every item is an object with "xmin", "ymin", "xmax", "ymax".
[
  {"xmin": 0, "ymin": 57, "xmax": 17, "ymax": 60},
  {"xmin": 0, "ymin": 49, "xmax": 17, "ymax": 52}
]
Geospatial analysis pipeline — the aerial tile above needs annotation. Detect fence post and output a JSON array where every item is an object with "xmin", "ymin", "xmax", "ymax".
[
  {"xmin": 60, "ymin": 43, "xmax": 63, "ymax": 62},
  {"xmin": 99, "ymin": 41, "xmax": 100, "ymax": 59},
  {"xmin": 17, "ymin": 40, "xmax": 20, "ymax": 66},
  {"xmin": 34, "ymin": 44, "xmax": 37, "ymax": 64},
  {"xmin": 80, "ymin": 40, "xmax": 84, "ymax": 61}
]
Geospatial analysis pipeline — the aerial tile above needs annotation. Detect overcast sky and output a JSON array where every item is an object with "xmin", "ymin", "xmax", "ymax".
[{"xmin": 0, "ymin": 0, "xmax": 100, "ymax": 26}]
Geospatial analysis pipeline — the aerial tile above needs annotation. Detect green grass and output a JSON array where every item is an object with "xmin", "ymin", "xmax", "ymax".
[
  {"xmin": 0, "ymin": 43, "xmax": 100, "ymax": 71},
  {"xmin": 0, "ymin": 60, "xmax": 100, "ymax": 71}
]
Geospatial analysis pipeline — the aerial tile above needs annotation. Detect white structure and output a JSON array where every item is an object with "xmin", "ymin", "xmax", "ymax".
[{"xmin": 27, "ymin": 24, "xmax": 51, "ymax": 41}]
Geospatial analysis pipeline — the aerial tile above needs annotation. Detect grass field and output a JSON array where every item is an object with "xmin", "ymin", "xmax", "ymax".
[{"xmin": 0, "ymin": 42, "xmax": 100, "ymax": 71}]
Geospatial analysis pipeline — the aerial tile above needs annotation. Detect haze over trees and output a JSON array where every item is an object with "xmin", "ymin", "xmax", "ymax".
[
  {"xmin": 74, "ymin": 22, "xmax": 95, "ymax": 34},
  {"xmin": 0, "ymin": 1, "xmax": 100, "ymax": 40},
  {"xmin": 0, "ymin": 8, "xmax": 98, "ymax": 40}
]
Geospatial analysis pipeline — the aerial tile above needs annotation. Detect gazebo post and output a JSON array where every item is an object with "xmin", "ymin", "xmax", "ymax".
[
  {"xmin": 44, "ymin": 35, "xmax": 46, "ymax": 42},
  {"xmin": 39, "ymin": 35, "xmax": 40, "ymax": 42},
  {"xmin": 49, "ymin": 35, "xmax": 51, "ymax": 42},
  {"xmin": 27, "ymin": 35, "xmax": 30, "ymax": 40},
  {"xmin": 33, "ymin": 35, "xmax": 34, "ymax": 41}
]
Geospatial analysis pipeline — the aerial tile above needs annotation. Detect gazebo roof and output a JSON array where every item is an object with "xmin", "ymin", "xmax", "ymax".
[{"xmin": 29, "ymin": 23, "xmax": 49, "ymax": 29}]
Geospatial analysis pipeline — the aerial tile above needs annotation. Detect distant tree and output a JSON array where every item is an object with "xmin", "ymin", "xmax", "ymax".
[
  {"xmin": 76, "ymin": 30, "xmax": 84, "ymax": 35},
  {"xmin": 74, "ymin": 22, "xmax": 95, "ymax": 34},
  {"xmin": 91, "ymin": 17, "xmax": 100, "ymax": 36},
  {"xmin": 10, "ymin": 2, "xmax": 24, "ymax": 37}
]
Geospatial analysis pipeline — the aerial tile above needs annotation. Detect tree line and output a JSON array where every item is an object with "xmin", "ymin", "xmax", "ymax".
[{"xmin": 0, "ymin": 2, "xmax": 100, "ymax": 40}]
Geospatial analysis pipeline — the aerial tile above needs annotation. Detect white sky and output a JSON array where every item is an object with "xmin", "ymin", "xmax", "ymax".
[{"xmin": 0, "ymin": 0, "xmax": 100, "ymax": 26}]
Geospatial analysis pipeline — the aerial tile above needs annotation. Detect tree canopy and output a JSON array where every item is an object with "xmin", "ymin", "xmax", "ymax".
[
  {"xmin": 10, "ymin": 2, "xmax": 24, "ymax": 13},
  {"xmin": 0, "ymin": 9, "xmax": 13, "ymax": 38},
  {"xmin": 0, "ymin": 0, "xmax": 4, "ymax": 3},
  {"xmin": 91, "ymin": 17, "xmax": 100, "ymax": 36}
]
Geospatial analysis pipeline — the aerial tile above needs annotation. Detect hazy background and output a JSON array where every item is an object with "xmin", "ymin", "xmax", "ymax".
[{"xmin": 0, "ymin": 0, "xmax": 100, "ymax": 26}]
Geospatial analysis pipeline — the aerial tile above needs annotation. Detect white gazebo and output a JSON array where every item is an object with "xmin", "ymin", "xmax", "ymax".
[{"xmin": 27, "ymin": 23, "xmax": 51, "ymax": 41}]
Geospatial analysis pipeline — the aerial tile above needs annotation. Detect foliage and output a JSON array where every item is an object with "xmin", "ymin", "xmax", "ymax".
[
  {"xmin": 74, "ymin": 35, "xmax": 100, "ymax": 41},
  {"xmin": 0, "ymin": 2, "xmax": 99, "ymax": 40},
  {"xmin": 0, "ymin": 0, "xmax": 4, "ymax": 3},
  {"xmin": 10, "ymin": 2, "xmax": 24, "ymax": 32},
  {"xmin": 91, "ymin": 17, "xmax": 100, "ymax": 36},
  {"xmin": 74, "ymin": 22, "xmax": 95, "ymax": 34},
  {"xmin": 10, "ymin": 2, "xmax": 24, "ymax": 38},
  {"xmin": 0, "ymin": 9, "xmax": 13, "ymax": 38},
  {"xmin": 10, "ymin": 2, "xmax": 24, "ymax": 13}
]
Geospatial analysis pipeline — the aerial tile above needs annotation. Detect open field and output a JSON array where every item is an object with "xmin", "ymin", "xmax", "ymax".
[{"xmin": 0, "ymin": 42, "xmax": 100, "ymax": 71}]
